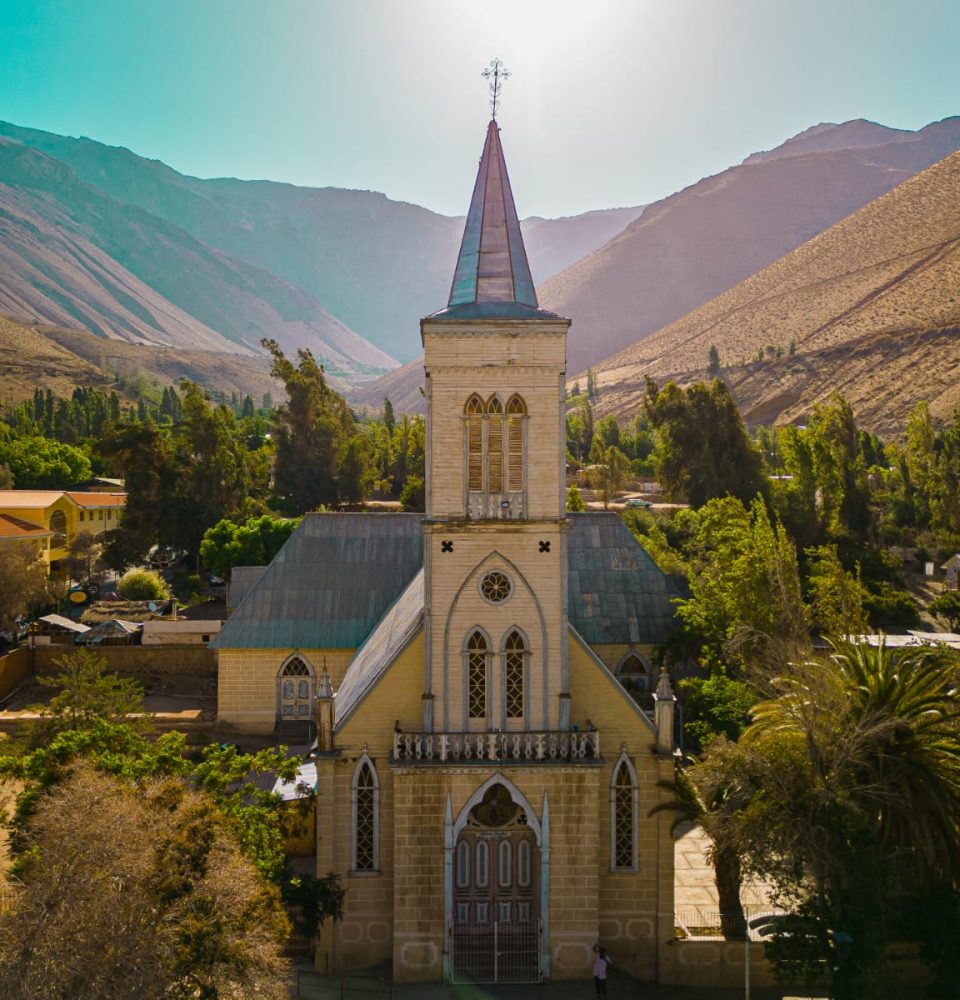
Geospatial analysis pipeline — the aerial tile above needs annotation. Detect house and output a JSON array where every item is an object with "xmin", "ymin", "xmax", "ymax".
[
  {"xmin": 0, "ymin": 513, "xmax": 52, "ymax": 559},
  {"xmin": 214, "ymin": 116, "xmax": 681, "ymax": 985},
  {"xmin": 943, "ymin": 554, "xmax": 960, "ymax": 591},
  {"xmin": 0, "ymin": 490, "xmax": 126, "ymax": 569}
]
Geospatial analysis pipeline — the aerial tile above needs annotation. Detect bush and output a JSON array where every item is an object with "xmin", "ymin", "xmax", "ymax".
[
  {"xmin": 117, "ymin": 568, "xmax": 170, "ymax": 601},
  {"xmin": 863, "ymin": 584, "xmax": 919, "ymax": 628}
]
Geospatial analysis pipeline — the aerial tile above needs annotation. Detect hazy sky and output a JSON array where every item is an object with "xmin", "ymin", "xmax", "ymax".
[{"xmin": 3, "ymin": 0, "xmax": 959, "ymax": 218}]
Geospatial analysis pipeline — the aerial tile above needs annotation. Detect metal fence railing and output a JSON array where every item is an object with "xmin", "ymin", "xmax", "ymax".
[
  {"xmin": 675, "ymin": 906, "xmax": 788, "ymax": 940},
  {"xmin": 294, "ymin": 970, "xmax": 393, "ymax": 999}
]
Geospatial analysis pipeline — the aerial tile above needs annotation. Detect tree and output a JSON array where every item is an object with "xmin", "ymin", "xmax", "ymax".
[
  {"xmin": 0, "ymin": 543, "xmax": 55, "ymax": 633},
  {"xmin": 0, "ymin": 436, "xmax": 91, "ymax": 488},
  {"xmin": 264, "ymin": 339, "xmax": 358, "ymax": 513},
  {"xmin": 0, "ymin": 763, "xmax": 291, "ymax": 1000},
  {"xmin": 566, "ymin": 484, "xmax": 586, "ymax": 512},
  {"xmin": 929, "ymin": 591, "xmax": 960, "ymax": 632},
  {"xmin": 729, "ymin": 639, "xmax": 960, "ymax": 997},
  {"xmin": 707, "ymin": 344, "xmax": 721, "ymax": 376},
  {"xmin": 32, "ymin": 648, "xmax": 146, "ymax": 740},
  {"xmin": 118, "ymin": 567, "xmax": 170, "ymax": 601},
  {"xmin": 66, "ymin": 530, "xmax": 105, "ymax": 583},
  {"xmin": 382, "ymin": 397, "xmax": 396, "ymax": 435},
  {"xmin": 590, "ymin": 443, "xmax": 630, "ymax": 508},
  {"xmin": 399, "ymin": 474, "xmax": 425, "ymax": 512},
  {"xmin": 644, "ymin": 378, "xmax": 766, "ymax": 507},
  {"xmin": 199, "ymin": 514, "xmax": 300, "ymax": 581},
  {"xmin": 676, "ymin": 496, "xmax": 808, "ymax": 672},
  {"xmin": 805, "ymin": 544, "xmax": 868, "ymax": 637}
]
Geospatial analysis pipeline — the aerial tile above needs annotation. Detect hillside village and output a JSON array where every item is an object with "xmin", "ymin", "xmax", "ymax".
[{"xmin": 2, "ymin": 26, "xmax": 960, "ymax": 1000}]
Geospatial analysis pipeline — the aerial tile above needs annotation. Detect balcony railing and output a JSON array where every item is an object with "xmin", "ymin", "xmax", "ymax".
[
  {"xmin": 392, "ymin": 729, "xmax": 600, "ymax": 764},
  {"xmin": 467, "ymin": 491, "xmax": 525, "ymax": 520}
]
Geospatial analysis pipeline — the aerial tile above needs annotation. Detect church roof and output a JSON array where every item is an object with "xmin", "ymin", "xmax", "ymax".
[
  {"xmin": 431, "ymin": 120, "xmax": 559, "ymax": 321},
  {"xmin": 334, "ymin": 569, "xmax": 425, "ymax": 729},
  {"xmin": 214, "ymin": 512, "xmax": 680, "ymax": 654},
  {"xmin": 212, "ymin": 513, "xmax": 424, "ymax": 650},
  {"xmin": 566, "ymin": 513, "xmax": 684, "ymax": 646}
]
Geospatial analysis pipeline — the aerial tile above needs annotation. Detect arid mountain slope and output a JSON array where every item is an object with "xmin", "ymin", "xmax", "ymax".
[
  {"xmin": 0, "ymin": 315, "xmax": 279, "ymax": 406},
  {"xmin": 590, "ymin": 148, "xmax": 960, "ymax": 437},
  {"xmin": 742, "ymin": 118, "xmax": 917, "ymax": 164},
  {"xmin": 540, "ymin": 117, "xmax": 960, "ymax": 374},
  {"xmin": 0, "ymin": 121, "xmax": 642, "ymax": 362},
  {"xmin": 0, "ymin": 139, "xmax": 395, "ymax": 381}
]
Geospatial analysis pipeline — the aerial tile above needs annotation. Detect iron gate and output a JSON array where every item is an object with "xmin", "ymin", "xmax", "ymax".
[{"xmin": 450, "ymin": 919, "xmax": 541, "ymax": 984}]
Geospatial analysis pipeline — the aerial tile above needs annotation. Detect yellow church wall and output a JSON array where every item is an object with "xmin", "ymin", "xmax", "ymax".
[
  {"xmin": 217, "ymin": 647, "xmax": 355, "ymax": 733},
  {"xmin": 424, "ymin": 520, "xmax": 567, "ymax": 732},
  {"xmin": 568, "ymin": 630, "xmax": 675, "ymax": 981},
  {"xmin": 591, "ymin": 643, "xmax": 660, "ymax": 676},
  {"xmin": 317, "ymin": 632, "xmax": 426, "ymax": 974}
]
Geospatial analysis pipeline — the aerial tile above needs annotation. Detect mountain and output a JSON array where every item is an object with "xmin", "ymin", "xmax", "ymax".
[
  {"xmin": 0, "ymin": 138, "xmax": 396, "ymax": 382},
  {"xmin": 742, "ymin": 118, "xmax": 917, "ymax": 164},
  {"xmin": 0, "ymin": 314, "xmax": 279, "ymax": 407},
  {"xmin": 0, "ymin": 121, "xmax": 643, "ymax": 363},
  {"xmin": 538, "ymin": 116, "xmax": 960, "ymax": 374},
  {"xmin": 589, "ymin": 148, "xmax": 960, "ymax": 437}
]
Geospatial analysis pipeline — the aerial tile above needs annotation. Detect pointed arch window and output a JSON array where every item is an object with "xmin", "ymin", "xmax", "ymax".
[
  {"xmin": 466, "ymin": 629, "xmax": 489, "ymax": 720},
  {"xmin": 486, "ymin": 394, "xmax": 504, "ymax": 493},
  {"xmin": 503, "ymin": 629, "xmax": 527, "ymax": 721},
  {"xmin": 278, "ymin": 655, "xmax": 314, "ymax": 721},
  {"xmin": 611, "ymin": 751, "xmax": 639, "ymax": 871},
  {"xmin": 352, "ymin": 753, "xmax": 380, "ymax": 872},
  {"xmin": 506, "ymin": 395, "xmax": 526, "ymax": 492},
  {"xmin": 465, "ymin": 394, "xmax": 485, "ymax": 492},
  {"xmin": 617, "ymin": 652, "xmax": 650, "ymax": 690}
]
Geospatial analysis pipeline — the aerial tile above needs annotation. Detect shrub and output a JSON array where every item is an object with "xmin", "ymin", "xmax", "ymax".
[{"xmin": 117, "ymin": 568, "xmax": 170, "ymax": 602}]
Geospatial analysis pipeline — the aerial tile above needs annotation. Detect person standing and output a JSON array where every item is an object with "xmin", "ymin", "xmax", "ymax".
[{"xmin": 592, "ymin": 943, "xmax": 612, "ymax": 998}]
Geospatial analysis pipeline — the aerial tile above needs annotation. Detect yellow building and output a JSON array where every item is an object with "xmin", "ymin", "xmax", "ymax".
[
  {"xmin": 0, "ymin": 490, "xmax": 126, "ymax": 569},
  {"xmin": 215, "ymin": 117, "xmax": 681, "ymax": 986}
]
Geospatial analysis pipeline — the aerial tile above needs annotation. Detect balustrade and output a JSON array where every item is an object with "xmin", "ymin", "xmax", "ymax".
[{"xmin": 392, "ymin": 728, "xmax": 600, "ymax": 763}]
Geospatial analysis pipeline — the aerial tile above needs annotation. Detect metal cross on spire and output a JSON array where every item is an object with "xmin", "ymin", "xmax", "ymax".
[{"xmin": 482, "ymin": 58, "xmax": 510, "ymax": 119}]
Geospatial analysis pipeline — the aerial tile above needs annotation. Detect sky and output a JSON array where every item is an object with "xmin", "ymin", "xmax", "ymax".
[{"xmin": 2, "ymin": 0, "xmax": 959, "ymax": 218}]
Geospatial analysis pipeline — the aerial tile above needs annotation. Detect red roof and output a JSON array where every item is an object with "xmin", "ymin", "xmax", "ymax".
[{"xmin": 0, "ymin": 513, "xmax": 51, "ymax": 539}]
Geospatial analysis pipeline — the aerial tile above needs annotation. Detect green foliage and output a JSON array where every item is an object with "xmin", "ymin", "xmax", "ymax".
[
  {"xmin": 265, "ymin": 338, "xmax": 360, "ymax": 513},
  {"xmin": 707, "ymin": 344, "xmax": 720, "ymax": 375},
  {"xmin": 565, "ymin": 397, "xmax": 594, "ymax": 466},
  {"xmin": 863, "ymin": 583, "xmax": 920, "ymax": 628},
  {"xmin": 676, "ymin": 496, "xmax": 808, "ymax": 671},
  {"xmin": 200, "ymin": 514, "xmax": 300, "ymax": 580},
  {"xmin": 805, "ymin": 544, "xmax": 868, "ymax": 637},
  {"xmin": 32, "ymin": 649, "xmax": 146, "ymax": 741},
  {"xmin": 0, "ymin": 543, "xmax": 57, "ymax": 632},
  {"xmin": 565, "ymin": 484, "xmax": 586, "ymax": 512},
  {"xmin": 643, "ymin": 377, "xmax": 766, "ymax": 507},
  {"xmin": 588, "ymin": 442, "xmax": 629, "ymax": 507},
  {"xmin": 399, "ymin": 473, "xmax": 425, "ymax": 512},
  {"xmin": 929, "ymin": 591, "xmax": 960, "ymax": 632},
  {"xmin": 677, "ymin": 669, "xmax": 756, "ymax": 751},
  {"xmin": 0, "ymin": 435, "xmax": 91, "ymax": 488},
  {"xmin": 118, "ymin": 567, "xmax": 170, "ymax": 601}
]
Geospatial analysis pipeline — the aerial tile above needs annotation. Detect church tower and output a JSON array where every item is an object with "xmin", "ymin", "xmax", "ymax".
[{"xmin": 420, "ymin": 117, "xmax": 572, "ymax": 738}]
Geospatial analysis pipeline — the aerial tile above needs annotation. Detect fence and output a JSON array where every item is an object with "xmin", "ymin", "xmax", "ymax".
[
  {"xmin": 675, "ymin": 905, "xmax": 787, "ymax": 940},
  {"xmin": 0, "ymin": 647, "xmax": 30, "ymax": 701}
]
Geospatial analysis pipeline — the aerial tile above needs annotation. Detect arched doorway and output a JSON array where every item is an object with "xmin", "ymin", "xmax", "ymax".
[{"xmin": 451, "ymin": 783, "xmax": 540, "ymax": 983}]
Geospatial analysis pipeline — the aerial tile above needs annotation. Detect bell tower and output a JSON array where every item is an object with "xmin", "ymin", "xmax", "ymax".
[{"xmin": 419, "ymin": 103, "xmax": 572, "ymax": 736}]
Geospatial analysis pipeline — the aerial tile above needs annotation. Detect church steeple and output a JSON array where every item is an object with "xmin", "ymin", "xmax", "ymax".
[{"xmin": 444, "ymin": 119, "xmax": 544, "ymax": 316}]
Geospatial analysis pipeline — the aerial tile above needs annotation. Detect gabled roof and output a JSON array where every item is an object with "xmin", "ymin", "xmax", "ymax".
[
  {"xmin": 335, "ymin": 569, "xmax": 424, "ymax": 729},
  {"xmin": 431, "ymin": 120, "xmax": 558, "ymax": 322},
  {"xmin": 0, "ymin": 514, "xmax": 50, "ymax": 539},
  {"xmin": 212, "ymin": 513, "xmax": 424, "ymax": 650},
  {"xmin": 567, "ymin": 512, "xmax": 683, "ymax": 646},
  {"xmin": 0, "ymin": 490, "xmax": 125, "ymax": 509}
]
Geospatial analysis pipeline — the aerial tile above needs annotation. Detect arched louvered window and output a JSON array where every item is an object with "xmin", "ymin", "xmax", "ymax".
[
  {"xmin": 352, "ymin": 753, "xmax": 380, "ymax": 872},
  {"xmin": 466, "ymin": 629, "xmax": 489, "ymax": 720},
  {"xmin": 611, "ymin": 752, "xmax": 639, "ymax": 871},
  {"xmin": 618, "ymin": 652, "xmax": 650, "ymax": 689},
  {"xmin": 486, "ymin": 395, "xmax": 504, "ymax": 493},
  {"xmin": 506, "ymin": 395, "xmax": 526, "ymax": 492},
  {"xmin": 503, "ymin": 629, "xmax": 527, "ymax": 721},
  {"xmin": 465, "ymin": 394, "xmax": 485, "ymax": 492}
]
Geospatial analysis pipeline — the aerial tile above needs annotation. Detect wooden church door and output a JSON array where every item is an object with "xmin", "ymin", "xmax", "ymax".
[{"xmin": 451, "ymin": 784, "xmax": 540, "ymax": 983}]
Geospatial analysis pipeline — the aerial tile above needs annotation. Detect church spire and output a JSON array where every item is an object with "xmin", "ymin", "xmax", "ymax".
[{"xmin": 446, "ymin": 118, "xmax": 539, "ymax": 314}]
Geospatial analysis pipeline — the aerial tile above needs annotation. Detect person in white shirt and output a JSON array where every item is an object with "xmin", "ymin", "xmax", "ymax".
[{"xmin": 592, "ymin": 943, "xmax": 612, "ymax": 998}]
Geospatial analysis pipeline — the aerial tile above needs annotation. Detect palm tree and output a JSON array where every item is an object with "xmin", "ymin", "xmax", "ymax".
[{"xmin": 651, "ymin": 752, "xmax": 748, "ymax": 939}]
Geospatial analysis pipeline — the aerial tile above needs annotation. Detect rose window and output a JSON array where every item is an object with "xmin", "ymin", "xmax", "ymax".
[{"xmin": 480, "ymin": 571, "xmax": 512, "ymax": 603}]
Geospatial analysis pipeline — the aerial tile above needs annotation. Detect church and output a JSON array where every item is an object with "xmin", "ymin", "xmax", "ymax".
[{"xmin": 214, "ymin": 109, "xmax": 681, "ymax": 985}]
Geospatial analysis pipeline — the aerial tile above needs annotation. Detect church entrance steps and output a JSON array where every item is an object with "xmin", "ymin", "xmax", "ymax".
[{"xmin": 392, "ymin": 729, "xmax": 601, "ymax": 764}]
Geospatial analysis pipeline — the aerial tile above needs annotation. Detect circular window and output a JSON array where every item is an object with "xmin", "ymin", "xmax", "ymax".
[{"xmin": 479, "ymin": 570, "xmax": 512, "ymax": 603}]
